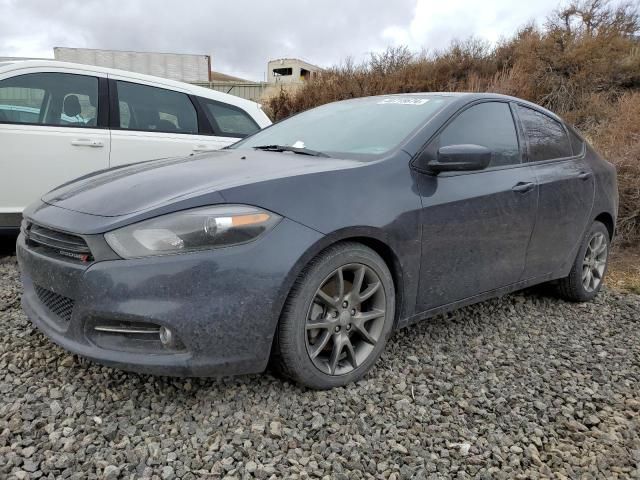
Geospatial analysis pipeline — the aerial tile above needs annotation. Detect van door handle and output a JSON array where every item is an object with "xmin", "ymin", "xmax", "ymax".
[
  {"xmin": 512, "ymin": 182, "xmax": 535, "ymax": 193},
  {"xmin": 577, "ymin": 171, "xmax": 593, "ymax": 180},
  {"xmin": 71, "ymin": 139, "xmax": 104, "ymax": 148},
  {"xmin": 193, "ymin": 145, "xmax": 216, "ymax": 152}
]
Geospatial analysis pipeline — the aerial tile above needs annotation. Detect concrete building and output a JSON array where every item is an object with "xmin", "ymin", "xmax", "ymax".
[
  {"xmin": 267, "ymin": 58, "xmax": 322, "ymax": 84},
  {"xmin": 53, "ymin": 47, "xmax": 212, "ymax": 83},
  {"xmin": 0, "ymin": 56, "xmax": 46, "ymax": 63},
  {"xmin": 200, "ymin": 58, "xmax": 324, "ymax": 102}
]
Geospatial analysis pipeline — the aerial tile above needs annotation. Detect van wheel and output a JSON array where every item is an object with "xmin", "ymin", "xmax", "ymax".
[
  {"xmin": 557, "ymin": 221, "xmax": 610, "ymax": 302},
  {"xmin": 272, "ymin": 242, "xmax": 395, "ymax": 389}
]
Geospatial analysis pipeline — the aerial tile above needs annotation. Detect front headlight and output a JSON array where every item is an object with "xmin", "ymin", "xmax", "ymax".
[{"xmin": 105, "ymin": 205, "xmax": 281, "ymax": 258}]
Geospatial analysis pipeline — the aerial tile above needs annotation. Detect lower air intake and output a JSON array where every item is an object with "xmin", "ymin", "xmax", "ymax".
[{"xmin": 34, "ymin": 285, "xmax": 75, "ymax": 322}]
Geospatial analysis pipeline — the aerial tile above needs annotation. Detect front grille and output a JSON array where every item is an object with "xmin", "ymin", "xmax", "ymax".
[
  {"xmin": 23, "ymin": 222, "xmax": 93, "ymax": 262},
  {"xmin": 34, "ymin": 285, "xmax": 75, "ymax": 322}
]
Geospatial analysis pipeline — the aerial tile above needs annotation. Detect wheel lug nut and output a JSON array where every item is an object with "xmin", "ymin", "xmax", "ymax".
[
  {"xmin": 332, "ymin": 311, "xmax": 339, "ymax": 318},
  {"xmin": 342, "ymin": 301, "xmax": 348, "ymax": 308},
  {"xmin": 347, "ymin": 324, "xmax": 351, "ymax": 331},
  {"xmin": 335, "ymin": 326, "xmax": 340, "ymax": 332},
  {"xmin": 350, "ymin": 309, "xmax": 356, "ymax": 316}
]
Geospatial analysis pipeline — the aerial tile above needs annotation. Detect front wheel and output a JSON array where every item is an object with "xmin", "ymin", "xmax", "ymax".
[
  {"xmin": 272, "ymin": 242, "xmax": 395, "ymax": 389},
  {"xmin": 557, "ymin": 221, "xmax": 610, "ymax": 302}
]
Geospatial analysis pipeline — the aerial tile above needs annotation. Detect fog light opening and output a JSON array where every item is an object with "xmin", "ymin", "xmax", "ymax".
[{"xmin": 159, "ymin": 326, "xmax": 174, "ymax": 347}]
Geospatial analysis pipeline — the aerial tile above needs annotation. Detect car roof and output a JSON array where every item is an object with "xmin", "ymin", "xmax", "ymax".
[
  {"xmin": 0, "ymin": 59, "xmax": 262, "ymax": 112},
  {"xmin": 358, "ymin": 91, "xmax": 565, "ymax": 123},
  {"xmin": 381, "ymin": 91, "xmax": 528, "ymax": 103}
]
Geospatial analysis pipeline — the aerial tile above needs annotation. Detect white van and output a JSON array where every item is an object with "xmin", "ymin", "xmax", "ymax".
[{"xmin": 0, "ymin": 60, "xmax": 271, "ymax": 231}]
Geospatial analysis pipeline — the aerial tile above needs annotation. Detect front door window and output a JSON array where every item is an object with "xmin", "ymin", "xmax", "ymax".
[{"xmin": 0, "ymin": 73, "xmax": 99, "ymax": 127}]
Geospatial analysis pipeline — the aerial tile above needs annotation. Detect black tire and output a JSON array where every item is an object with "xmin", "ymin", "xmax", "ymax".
[
  {"xmin": 557, "ymin": 221, "xmax": 610, "ymax": 302},
  {"xmin": 272, "ymin": 242, "xmax": 395, "ymax": 389}
]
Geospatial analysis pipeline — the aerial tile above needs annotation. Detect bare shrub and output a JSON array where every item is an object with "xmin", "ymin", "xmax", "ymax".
[{"xmin": 588, "ymin": 92, "xmax": 640, "ymax": 243}]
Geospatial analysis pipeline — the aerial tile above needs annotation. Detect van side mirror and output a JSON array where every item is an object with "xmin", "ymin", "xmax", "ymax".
[{"xmin": 415, "ymin": 144, "xmax": 492, "ymax": 173}]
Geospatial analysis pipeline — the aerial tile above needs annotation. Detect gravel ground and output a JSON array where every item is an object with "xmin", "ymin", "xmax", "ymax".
[{"xmin": 1, "ymin": 252, "xmax": 639, "ymax": 480}]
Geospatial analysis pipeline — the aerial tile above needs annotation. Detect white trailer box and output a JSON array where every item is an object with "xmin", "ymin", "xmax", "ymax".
[{"xmin": 53, "ymin": 47, "xmax": 211, "ymax": 83}]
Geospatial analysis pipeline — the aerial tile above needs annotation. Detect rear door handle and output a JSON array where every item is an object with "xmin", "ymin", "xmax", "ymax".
[
  {"xmin": 71, "ymin": 139, "xmax": 104, "ymax": 148},
  {"xmin": 512, "ymin": 182, "xmax": 535, "ymax": 193},
  {"xmin": 577, "ymin": 171, "xmax": 593, "ymax": 180}
]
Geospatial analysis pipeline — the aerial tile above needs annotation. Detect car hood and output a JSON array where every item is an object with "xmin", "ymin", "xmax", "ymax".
[{"xmin": 42, "ymin": 150, "xmax": 361, "ymax": 217}]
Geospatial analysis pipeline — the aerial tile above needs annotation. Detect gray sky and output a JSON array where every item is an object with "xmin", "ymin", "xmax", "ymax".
[{"xmin": 1, "ymin": 0, "xmax": 561, "ymax": 81}]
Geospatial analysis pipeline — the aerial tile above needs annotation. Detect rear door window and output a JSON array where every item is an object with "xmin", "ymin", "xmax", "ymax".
[
  {"xmin": 115, "ymin": 81, "xmax": 198, "ymax": 134},
  {"xmin": 198, "ymin": 98, "xmax": 260, "ymax": 137},
  {"xmin": 435, "ymin": 101, "xmax": 521, "ymax": 167},
  {"xmin": 516, "ymin": 105, "xmax": 572, "ymax": 161},
  {"xmin": 0, "ymin": 73, "xmax": 99, "ymax": 127}
]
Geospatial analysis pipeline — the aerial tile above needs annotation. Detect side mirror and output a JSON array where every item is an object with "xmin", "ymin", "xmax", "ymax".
[{"xmin": 416, "ymin": 144, "xmax": 492, "ymax": 173}]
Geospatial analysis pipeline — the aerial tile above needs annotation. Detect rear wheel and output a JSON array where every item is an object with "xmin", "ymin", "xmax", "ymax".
[
  {"xmin": 557, "ymin": 221, "xmax": 610, "ymax": 302},
  {"xmin": 272, "ymin": 242, "xmax": 395, "ymax": 389}
]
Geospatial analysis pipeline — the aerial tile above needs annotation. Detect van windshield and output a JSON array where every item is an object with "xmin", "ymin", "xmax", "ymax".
[{"xmin": 232, "ymin": 95, "xmax": 453, "ymax": 158}]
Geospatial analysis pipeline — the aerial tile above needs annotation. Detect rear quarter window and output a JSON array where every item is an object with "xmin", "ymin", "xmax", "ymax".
[
  {"xmin": 199, "ymin": 98, "xmax": 260, "ymax": 137},
  {"xmin": 567, "ymin": 126, "xmax": 585, "ymax": 156}
]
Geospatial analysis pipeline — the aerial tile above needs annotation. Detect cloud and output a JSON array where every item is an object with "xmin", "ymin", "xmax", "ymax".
[
  {"xmin": 383, "ymin": 0, "xmax": 561, "ymax": 52},
  {"xmin": 1, "ymin": 0, "xmax": 561, "ymax": 80}
]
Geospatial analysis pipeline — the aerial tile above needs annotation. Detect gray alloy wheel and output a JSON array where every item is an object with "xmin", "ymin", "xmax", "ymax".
[
  {"xmin": 272, "ymin": 242, "xmax": 395, "ymax": 389},
  {"xmin": 582, "ymin": 232, "xmax": 608, "ymax": 293},
  {"xmin": 305, "ymin": 264, "xmax": 387, "ymax": 376},
  {"xmin": 557, "ymin": 221, "xmax": 610, "ymax": 302}
]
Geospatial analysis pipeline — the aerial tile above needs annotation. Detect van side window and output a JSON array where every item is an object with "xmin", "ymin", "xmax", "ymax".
[
  {"xmin": 116, "ymin": 81, "xmax": 197, "ymax": 134},
  {"xmin": 198, "ymin": 98, "xmax": 260, "ymax": 137},
  {"xmin": 516, "ymin": 105, "xmax": 572, "ymax": 161},
  {"xmin": 435, "ymin": 102, "xmax": 520, "ymax": 167},
  {"xmin": 0, "ymin": 73, "xmax": 98, "ymax": 127}
]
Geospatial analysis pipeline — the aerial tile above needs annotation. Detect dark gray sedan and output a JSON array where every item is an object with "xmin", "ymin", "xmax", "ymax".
[{"xmin": 17, "ymin": 93, "xmax": 618, "ymax": 389}]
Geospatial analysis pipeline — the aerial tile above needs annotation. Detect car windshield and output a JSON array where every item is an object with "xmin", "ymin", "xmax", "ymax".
[{"xmin": 232, "ymin": 95, "xmax": 453, "ymax": 158}]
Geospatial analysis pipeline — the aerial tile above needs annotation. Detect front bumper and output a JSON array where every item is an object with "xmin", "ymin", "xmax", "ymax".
[{"xmin": 17, "ymin": 218, "xmax": 322, "ymax": 377}]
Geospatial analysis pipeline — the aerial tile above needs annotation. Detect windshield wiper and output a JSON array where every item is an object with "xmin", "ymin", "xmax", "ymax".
[{"xmin": 252, "ymin": 144, "xmax": 330, "ymax": 157}]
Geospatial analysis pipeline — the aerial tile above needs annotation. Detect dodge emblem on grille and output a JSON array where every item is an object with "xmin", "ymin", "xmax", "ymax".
[{"xmin": 58, "ymin": 250, "xmax": 90, "ymax": 262}]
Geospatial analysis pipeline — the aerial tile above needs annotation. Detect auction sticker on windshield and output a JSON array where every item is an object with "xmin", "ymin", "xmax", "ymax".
[{"xmin": 377, "ymin": 97, "xmax": 430, "ymax": 105}]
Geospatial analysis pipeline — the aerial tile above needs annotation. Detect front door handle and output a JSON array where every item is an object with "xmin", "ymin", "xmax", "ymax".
[
  {"xmin": 193, "ymin": 145, "xmax": 217, "ymax": 152},
  {"xmin": 71, "ymin": 139, "xmax": 104, "ymax": 148},
  {"xmin": 512, "ymin": 182, "xmax": 535, "ymax": 193},
  {"xmin": 577, "ymin": 171, "xmax": 593, "ymax": 180}
]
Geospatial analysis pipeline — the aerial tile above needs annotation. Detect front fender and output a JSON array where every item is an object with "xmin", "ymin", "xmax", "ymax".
[{"xmin": 273, "ymin": 225, "xmax": 420, "ymax": 331}]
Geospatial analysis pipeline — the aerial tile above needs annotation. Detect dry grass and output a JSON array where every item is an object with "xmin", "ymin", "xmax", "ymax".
[
  {"xmin": 608, "ymin": 246, "xmax": 640, "ymax": 294},
  {"xmin": 587, "ymin": 92, "xmax": 640, "ymax": 243},
  {"xmin": 265, "ymin": 0, "xmax": 640, "ymax": 243}
]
